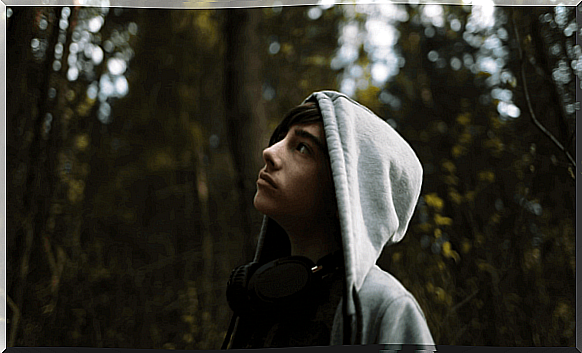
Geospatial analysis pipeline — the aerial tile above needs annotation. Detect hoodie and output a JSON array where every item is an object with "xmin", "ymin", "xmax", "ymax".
[{"xmin": 229, "ymin": 91, "xmax": 435, "ymax": 347}]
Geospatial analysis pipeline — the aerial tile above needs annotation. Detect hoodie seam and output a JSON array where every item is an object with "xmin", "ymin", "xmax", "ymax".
[{"xmin": 327, "ymin": 93, "xmax": 382, "ymax": 121}]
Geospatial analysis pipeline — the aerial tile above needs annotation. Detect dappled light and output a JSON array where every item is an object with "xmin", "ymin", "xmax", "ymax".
[{"xmin": 7, "ymin": 4, "xmax": 575, "ymax": 349}]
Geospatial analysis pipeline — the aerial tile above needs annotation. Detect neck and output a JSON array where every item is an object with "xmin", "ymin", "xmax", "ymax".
[{"xmin": 276, "ymin": 216, "xmax": 340, "ymax": 263}]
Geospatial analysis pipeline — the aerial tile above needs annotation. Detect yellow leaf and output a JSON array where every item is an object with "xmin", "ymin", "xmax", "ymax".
[
  {"xmin": 477, "ymin": 261, "xmax": 497, "ymax": 275},
  {"xmin": 490, "ymin": 116, "xmax": 503, "ymax": 130},
  {"xmin": 182, "ymin": 315, "xmax": 195, "ymax": 324},
  {"xmin": 67, "ymin": 189, "xmax": 77, "ymax": 203},
  {"xmin": 192, "ymin": 11, "xmax": 219, "ymax": 46},
  {"xmin": 417, "ymin": 222, "xmax": 433, "ymax": 232},
  {"xmin": 42, "ymin": 302, "xmax": 55, "ymax": 314},
  {"xmin": 425, "ymin": 193, "xmax": 444, "ymax": 211},
  {"xmin": 490, "ymin": 212, "xmax": 501, "ymax": 224},
  {"xmin": 442, "ymin": 241, "xmax": 452, "ymax": 255},
  {"xmin": 281, "ymin": 42, "xmax": 294, "ymax": 55},
  {"xmin": 148, "ymin": 150, "xmax": 176, "ymax": 172},
  {"xmin": 456, "ymin": 113, "xmax": 471, "ymax": 126},
  {"xmin": 63, "ymin": 108, "xmax": 74, "ymax": 121},
  {"xmin": 442, "ymin": 242, "xmax": 460, "ymax": 262},
  {"xmin": 392, "ymin": 252, "xmax": 402, "ymax": 262},
  {"xmin": 304, "ymin": 55, "xmax": 327, "ymax": 66},
  {"xmin": 190, "ymin": 121, "xmax": 204, "ymax": 144},
  {"xmin": 448, "ymin": 189, "xmax": 463, "ymax": 204},
  {"xmin": 465, "ymin": 191, "xmax": 476, "ymax": 203},
  {"xmin": 452, "ymin": 250, "xmax": 460, "ymax": 263},
  {"xmin": 51, "ymin": 203, "xmax": 63, "ymax": 215},
  {"xmin": 434, "ymin": 287, "xmax": 446, "ymax": 302},
  {"xmin": 532, "ymin": 248, "xmax": 540, "ymax": 260},
  {"xmin": 483, "ymin": 137, "xmax": 504, "ymax": 154},
  {"xmin": 434, "ymin": 228, "xmax": 442, "ymax": 238},
  {"xmin": 76, "ymin": 101, "xmax": 93, "ymax": 117},
  {"xmin": 434, "ymin": 214, "xmax": 453, "ymax": 226},
  {"xmin": 478, "ymin": 170, "xmax": 495, "ymax": 183},
  {"xmin": 459, "ymin": 131, "xmax": 472, "ymax": 144},
  {"xmin": 75, "ymin": 134, "xmax": 90, "ymax": 151},
  {"xmin": 462, "ymin": 240, "xmax": 472, "ymax": 254},
  {"xmin": 358, "ymin": 85, "xmax": 382, "ymax": 111},
  {"xmin": 554, "ymin": 302, "xmax": 570, "ymax": 319},
  {"xmin": 426, "ymin": 282, "xmax": 434, "ymax": 293},
  {"xmin": 443, "ymin": 175, "xmax": 458, "ymax": 185},
  {"xmin": 202, "ymin": 311, "xmax": 211, "ymax": 321},
  {"xmin": 441, "ymin": 160, "xmax": 456, "ymax": 174},
  {"xmin": 66, "ymin": 89, "xmax": 76, "ymax": 102},
  {"xmin": 452, "ymin": 144, "xmax": 466, "ymax": 158},
  {"xmin": 183, "ymin": 333, "xmax": 194, "ymax": 344},
  {"xmin": 67, "ymin": 180, "xmax": 85, "ymax": 204},
  {"xmin": 475, "ymin": 232, "xmax": 485, "ymax": 247}
]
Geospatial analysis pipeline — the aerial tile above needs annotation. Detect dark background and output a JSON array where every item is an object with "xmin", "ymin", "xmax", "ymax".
[{"xmin": 7, "ymin": 4, "xmax": 576, "ymax": 349}]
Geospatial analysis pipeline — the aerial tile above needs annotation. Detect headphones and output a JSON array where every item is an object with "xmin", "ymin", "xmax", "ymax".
[{"xmin": 226, "ymin": 251, "xmax": 343, "ymax": 320}]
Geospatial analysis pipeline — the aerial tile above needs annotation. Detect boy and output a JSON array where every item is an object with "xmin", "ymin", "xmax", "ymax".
[{"xmin": 223, "ymin": 91, "xmax": 434, "ymax": 348}]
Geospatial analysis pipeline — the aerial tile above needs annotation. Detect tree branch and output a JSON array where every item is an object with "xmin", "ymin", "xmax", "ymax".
[
  {"xmin": 7, "ymin": 295, "xmax": 20, "ymax": 347},
  {"xmin": 443, "ymin": 289, "xmax": 480, "ymax": 323},
  {"xmin": 11, "ymin": 218, "xmax": 34, "ymax": 347},
  {"xmin": 511, "ymin": 11, "xmax": 576, "ymax": 171}
]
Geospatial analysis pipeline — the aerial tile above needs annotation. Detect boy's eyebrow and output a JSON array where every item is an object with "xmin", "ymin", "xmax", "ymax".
[{"xmin": 294, "ymin": 128, "xmax": 327, "ymax": 153}]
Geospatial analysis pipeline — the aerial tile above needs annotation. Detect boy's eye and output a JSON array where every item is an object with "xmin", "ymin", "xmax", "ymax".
[{"xmin": 297, "ymin": 143, "xmax": 310, "ymax": 155}]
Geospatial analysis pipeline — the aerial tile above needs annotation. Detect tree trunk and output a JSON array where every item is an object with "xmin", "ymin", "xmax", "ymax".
[{"xmin": 223, "ymin": 8, "xmax": 267, "ymax": 264}]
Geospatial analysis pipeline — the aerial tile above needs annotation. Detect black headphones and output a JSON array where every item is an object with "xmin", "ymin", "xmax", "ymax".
[{"xmin": 226, "ymin": 251, "xmax": 343, "ymax": 320}]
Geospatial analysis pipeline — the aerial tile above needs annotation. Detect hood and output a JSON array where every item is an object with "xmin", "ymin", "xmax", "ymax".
[{"xmin": 252, "ymin": 90, "xmax": 423, "ymax": 327}]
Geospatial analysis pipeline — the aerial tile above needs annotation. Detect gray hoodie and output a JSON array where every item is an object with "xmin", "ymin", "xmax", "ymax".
[{"xmin": 233, "ymin": 90, "xmax": 435, "ymax": 347}]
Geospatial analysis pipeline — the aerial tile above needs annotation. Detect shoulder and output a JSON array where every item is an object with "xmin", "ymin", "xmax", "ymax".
[
  {"xmin": 358, "ymin": 265, "xmax": 434, "ymax": 345},
  {"xmin": 359, "ymin": 265, "xmax": 417, "ymax": 307}
]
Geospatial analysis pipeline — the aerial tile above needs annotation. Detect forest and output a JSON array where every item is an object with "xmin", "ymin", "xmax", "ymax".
[{"xmin": 6, "ymin": 2, "xmax": 577, "ymax": 349}]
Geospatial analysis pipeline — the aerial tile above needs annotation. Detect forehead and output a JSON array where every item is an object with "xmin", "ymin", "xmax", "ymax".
[
  {"xmin": 290, "ymin": 122, "xmax": 327, "ymax": 148},
  {"xmin": 291, "ymin": 122, "xmax": 324, "ymax": 136}
]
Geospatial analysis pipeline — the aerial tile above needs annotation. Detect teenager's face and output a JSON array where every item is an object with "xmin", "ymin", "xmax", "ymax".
[{"xmin": 253, "ymin": 122, "xmax": 336, "ymax": 224}]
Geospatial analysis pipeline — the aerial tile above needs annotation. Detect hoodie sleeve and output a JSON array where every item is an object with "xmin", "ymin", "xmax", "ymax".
[{"xmin": 377, "ymin": 295, "xmax": 435, "ymax": 345}]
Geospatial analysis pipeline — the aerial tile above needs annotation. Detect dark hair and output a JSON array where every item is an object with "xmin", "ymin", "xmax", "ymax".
[{"xmin": 269, "ymin": 100, "xmax": 323, "ymax": 147}]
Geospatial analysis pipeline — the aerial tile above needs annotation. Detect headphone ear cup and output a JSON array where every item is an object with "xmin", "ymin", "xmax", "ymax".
[
  {"xmin": 226, "ymin": 262, "xmax": 261, "ymax": 318},
  {"xmin": 226, "ymin": 255, "xmax": 340, "ymax": 320},
  {"xmin": 247, "ymin": 256, "xmax": 319, "ymax": 317}
]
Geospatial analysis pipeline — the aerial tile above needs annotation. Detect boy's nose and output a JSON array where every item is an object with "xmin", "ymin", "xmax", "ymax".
[{"xmin": 262, "ymin": 143, "xmax": 282, "ymax": 170}]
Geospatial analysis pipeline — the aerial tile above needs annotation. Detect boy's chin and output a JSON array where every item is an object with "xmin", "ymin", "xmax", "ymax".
[
  {"xmin": 253, "ymin": 194, "xmax": 270, "ymax": 214},
  {"xmin": 253, "ymin": 195, "xmax": 282, "ymax": 219}
]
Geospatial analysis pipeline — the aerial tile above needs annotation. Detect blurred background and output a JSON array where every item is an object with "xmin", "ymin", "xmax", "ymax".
[{"xmin": 7, "ymin": 2, "xmax": 576, "ymax": 349}]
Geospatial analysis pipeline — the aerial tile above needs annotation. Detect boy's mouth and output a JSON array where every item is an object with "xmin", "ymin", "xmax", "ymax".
[{"xmin": 258, "ymin": 172, "xmax": 277, "ymax": 189}]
